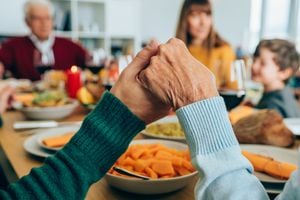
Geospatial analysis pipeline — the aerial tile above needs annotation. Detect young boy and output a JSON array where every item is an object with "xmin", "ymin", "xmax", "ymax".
[{"xmin": 252, "ymin": 39, "xmax": 300, "ymax": 118}]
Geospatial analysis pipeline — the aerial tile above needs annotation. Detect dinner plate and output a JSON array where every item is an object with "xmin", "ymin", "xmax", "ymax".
[
  {"xmin": 23, "ymin": 126, "xmax": 80, "ymax": 157},
  {"xmin": 240, "ymin": 144, "xmax": 298, "ymax": 184},
  {"xmin": 141, "ymin": 115, "xmax": 185, "ymax": 141},
  {"xmin": 284, "ymin": 118, "xmax": 300, "ymax": 136},
  {"xmin": 23, "ymin": 134, "xmax": 54, "ymax": 158},
  {"xmin": 36, "ymin": 126, "xmax": 79, "ymax": 151}
]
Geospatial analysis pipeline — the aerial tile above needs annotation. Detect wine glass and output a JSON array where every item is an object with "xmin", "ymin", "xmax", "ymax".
[
  {"xmin": 33, "ymin": 49, "xmax": 55, "ymax": 76},
  {"xmin": 85, "ymin": 48, "xmax": 106, "ymax": 74},
  {"xmin": 219, "ymin": 60, "xmax": 247, "ymax": 110}
]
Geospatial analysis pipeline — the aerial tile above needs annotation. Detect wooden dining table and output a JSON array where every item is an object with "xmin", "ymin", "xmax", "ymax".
[{"xmin": 0, "ymin": 108, "xmax": 197, "ymax": 200}]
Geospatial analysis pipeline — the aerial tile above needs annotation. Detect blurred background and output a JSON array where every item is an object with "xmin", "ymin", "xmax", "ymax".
[{"xmin": 0, "ymin": 0, "xmax": 299, "ymax": 57}]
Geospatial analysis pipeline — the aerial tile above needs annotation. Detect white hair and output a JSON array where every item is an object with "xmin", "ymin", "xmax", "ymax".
[{"xmin": 24, "ymin": 0, "xmax": 54, "ymax": 20}]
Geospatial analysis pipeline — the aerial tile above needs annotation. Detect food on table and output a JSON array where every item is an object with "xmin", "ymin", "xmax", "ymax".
[
  {"xmin": 42, "ymin": 132, "xmax": 75, "ymax": 148},
  {"xmin": 15, "ymin": 90, "xmax": 72, "ymax": 107},
  {"xmin": 229, "ymin": 105, "xmax": 257, "ymax": 124},
  {"xmin": 109, "ymin": 143, "xmax": 195, "ymax": 179},
  {"xmin": 43, "ymin": 70, "xmax": 67, "ymax": 88},
  {"xmin": 14, "ymin": 93, "xmax": 36, "ymax": 107},
  {"xmin": 85, "ymin": 82, "xmax": 105, "ymax": 100},
  {"xmin": 242, "ymin": 150, "xmax": 297, "ymax": 179},
  {"xmin": 233, "ymin": 110, "xmax": 294, "ymax": 147},
  {"xmin": 145, "ymin": 123, "xmax": 185, "ymax": 138},
  {"xmin": 77, "ymin": 82, "xmax": 105, "ymax": 105},
  {"xmin": 77, "ymin": 87, "xmax": 96, "ymax": 104}
]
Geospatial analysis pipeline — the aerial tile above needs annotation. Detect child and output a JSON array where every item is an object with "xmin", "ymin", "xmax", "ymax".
[{"xmin": 252, "ymin": 39, "xmax": 300, "ymax": 118}]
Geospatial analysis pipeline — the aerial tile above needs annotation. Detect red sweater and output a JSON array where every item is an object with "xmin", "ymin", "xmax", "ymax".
[{"xmin": 0, "ymin": 36, "xmax": 88, "ymax": 81}]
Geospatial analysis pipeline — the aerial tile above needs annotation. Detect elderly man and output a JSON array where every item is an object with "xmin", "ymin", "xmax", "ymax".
[{"xmin": 0, "ymin": 0, "xmax": 88, "ymax": 81}]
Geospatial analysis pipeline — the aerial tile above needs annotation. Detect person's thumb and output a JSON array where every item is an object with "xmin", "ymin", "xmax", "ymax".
[{"xmin": 129, "ymin": 40, "xmax": 159, "ymax": 71}]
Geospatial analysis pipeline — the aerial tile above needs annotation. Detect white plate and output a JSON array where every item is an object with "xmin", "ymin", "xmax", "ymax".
[
  {"xmin": 23, "ymin": 134, "xmax": 54, "ymax": 158},
  {"xmin": 240, "ymin": 144, "xmax": 298, "ymax": 184},
  {"xmin": 141, "ymin": 116, "xmax": 185, "ymax": 141},
  {"xmin": 36, "ymin": 126, "xmax": 79, "ymax": 151},
  {"xmin": 284, "ymin": 118, "xmax": 300, "ymax": 136},
  {"xmin": 23, "ymin": 126, "xmax": 80, "ymax": 157}
]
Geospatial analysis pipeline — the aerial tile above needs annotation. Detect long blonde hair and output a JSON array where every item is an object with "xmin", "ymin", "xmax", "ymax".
[{"xmin": 176, "ymin": 0, "xmax": 228, "ymax": 53}]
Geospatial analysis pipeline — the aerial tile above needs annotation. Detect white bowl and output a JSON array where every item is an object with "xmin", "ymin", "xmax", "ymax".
[
  {"xmin": 105, "ymin": 139, "xmax": 198, "ymax": 195},
  {"xmin": 20, "ymin": 100, "xmax": 79, "ymax": 120}
]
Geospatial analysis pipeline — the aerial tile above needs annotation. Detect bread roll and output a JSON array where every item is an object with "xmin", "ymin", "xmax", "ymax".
[{"xmin": 233, "ymin": 110, "xmax": 294, "ymax": 147}]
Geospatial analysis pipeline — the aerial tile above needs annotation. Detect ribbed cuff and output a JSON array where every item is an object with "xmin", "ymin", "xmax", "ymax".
[
  {"xmin": 65, "ymin": 91, "xmax": 145, "ymax": 173},
  {"xmin": 176, "ymin": 96, "xmax": 238, "ymax": 157}
]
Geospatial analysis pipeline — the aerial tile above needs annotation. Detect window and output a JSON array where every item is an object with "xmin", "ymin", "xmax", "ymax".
[
  {"xmin": 261, "ymin": 0, "xmax": 291, "ymax": 39},
  {"xmin": 249, "ymin": 0, "xmax": 300, "ymax": 52}
]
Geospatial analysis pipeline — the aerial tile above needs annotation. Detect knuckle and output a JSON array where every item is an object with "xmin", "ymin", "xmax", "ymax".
[
  {"xmin": 167, "ymin": 37, "xmax": 176, "ymax": 44},
  {"xmin": 168, "ymin": 38, "xmax": 183, "ymax": 45},
  {"xmin": 158, "ymin": 44, "xmax": 168, "ymax": 54},
  {"xmin": 150, "ymin": 56, "xmax": 159, "ymax": 65},
  {"xmin": 177, "ymin": 39, "xmax": 186, "ymax": 47}
]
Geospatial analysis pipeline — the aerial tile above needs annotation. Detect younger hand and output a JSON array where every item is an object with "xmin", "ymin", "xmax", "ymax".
[
  {"xmin": 0, "ymin": 85, "xmax": 14, "ymax": 114},
  {"xmin": 110, "ymin": 40, "xmax": 171, "ymax": 124}
]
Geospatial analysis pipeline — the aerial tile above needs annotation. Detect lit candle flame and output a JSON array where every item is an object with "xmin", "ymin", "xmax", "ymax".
[{"xmin": 71, "ymin": 66, "xmax": 78, "ymax": 73}]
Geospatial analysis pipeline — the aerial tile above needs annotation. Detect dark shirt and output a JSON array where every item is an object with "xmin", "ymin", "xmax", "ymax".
[
  {"xmin": 0, "ymin": 36, "xmax": 88, "ymax": 81},
  {"xmin": 256, "ymin": 86, "xmax": 300, "ymax": 118}
]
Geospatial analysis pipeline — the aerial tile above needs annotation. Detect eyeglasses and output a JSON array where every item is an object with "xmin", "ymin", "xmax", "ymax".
[{"xmin": 28, "ymin": 15, "xmax": 52, "ymax": 22}]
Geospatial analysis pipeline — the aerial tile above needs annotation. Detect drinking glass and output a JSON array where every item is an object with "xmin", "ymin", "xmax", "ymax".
[
  {"xmin": 219, "ymin": 59, "xmax": 247, "ymax": 110},
  {"xmin": 85, "ymin": 48, "xmax": 106, "ymax": 74},
  {"xmin": 33, "ymin": 49, "xmax": 55, "ymax": 75}
]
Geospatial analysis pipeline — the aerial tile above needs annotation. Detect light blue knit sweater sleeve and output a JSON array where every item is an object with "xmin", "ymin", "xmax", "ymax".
[{"xmin": 176, "ymin": 96, "xmax": 269, "ymax": 200}]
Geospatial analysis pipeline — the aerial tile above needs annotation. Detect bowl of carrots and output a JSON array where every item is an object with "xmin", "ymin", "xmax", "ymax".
[{"xmin": 105, "ymin": 139, "xmax": 198, "ymax": 195}]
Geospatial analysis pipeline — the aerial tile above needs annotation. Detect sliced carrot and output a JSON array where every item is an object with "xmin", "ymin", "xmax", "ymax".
[
  {"xmin": 171, "ymin": 157, "xmax": 183, "ymax": 167},
  {"xmin": 145, "ymin": 166, "xmax": 158, "ymax": 179},
  {"xmin": 182, "ymin": 159, "xmax": 195, "ymax": 171},
  {"xmin": 151, "ymin": 160, "xmax": 175, "ymax": 176},
  {"xmin": 174, "ymin": 166, "xmax": 191, "ymax": 176},
  {"xmin": 112, "ymin": 143, "xmax": 195, "ymax": 179},
  {"xmin": 121, "ymin": 157, "xmax": 135, "ymax": 166},
  {"xmin": 133, "ymin": 160, "xmax": 146, "ymax": 172},
  {"xmin": 155, "ymin": 150, "xmax": 173, "ymax": 160}
]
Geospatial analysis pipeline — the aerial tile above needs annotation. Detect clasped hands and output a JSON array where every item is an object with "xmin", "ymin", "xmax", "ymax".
[{"xmin": 111, "ymin": 38, "xmax": 219, "ymax": 124}]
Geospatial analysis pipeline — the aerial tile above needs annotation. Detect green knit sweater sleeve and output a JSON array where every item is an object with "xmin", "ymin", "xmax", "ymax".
[{"xmin": 0, "ymin": 92, "xmax": 145, "ymax": 200}]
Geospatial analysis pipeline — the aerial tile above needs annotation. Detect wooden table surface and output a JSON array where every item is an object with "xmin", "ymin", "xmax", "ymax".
[{"xmin": 0, "ymin": 108, "xmax": 197, "ymax": 200}]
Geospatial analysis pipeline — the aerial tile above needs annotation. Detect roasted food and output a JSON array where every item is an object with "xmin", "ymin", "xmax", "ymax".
[
  {"xmin": 109, "ymin": 143, "xmax": 195, "ymax": 179},
  {"xmin": 146, "ymin": 122, "xmax": 185, "ymax": 138},
  {"xmin": 42, "ymin": 132, "xmax": 75, "ymax": 148},
  {"xmin": 233, "ymin": 110, "xmax": 294, "ymax": 147},
  {"xmin": 242, "ymin": 150, "xmax": 297, "ymax": 179},
  {"xmin": 229, "ymin": 105, "xmax": 256, "ymax": 124},
  {"xmin": 85, "ymin": 82, "xmax": 105, "ymax": 100},
  {"xmin": 77, "ymin": 81, "xmax": 105, "ymax": 105}
]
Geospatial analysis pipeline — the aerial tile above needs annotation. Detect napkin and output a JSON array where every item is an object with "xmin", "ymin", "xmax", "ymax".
[
  {"xmin": 242, "ymin": 150, "xmax": 297, "ymax": 179},
  {"xmin": 42, "ymin": 132, "xmax": 75, "ymax": 148}
]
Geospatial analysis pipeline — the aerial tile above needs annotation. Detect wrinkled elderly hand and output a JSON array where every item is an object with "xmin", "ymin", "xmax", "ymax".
[
  {"xmin": 110, "ymin": 41, "xmax": 171, "ymax": 124},
  {"xmin": 138, "ymin": 38, "xmax": 219, "ymax": 110}
]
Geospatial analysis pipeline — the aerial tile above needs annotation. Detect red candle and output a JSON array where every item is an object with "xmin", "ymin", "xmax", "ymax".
[{"xmin": 66, "ymin": 66, "xmax": 82, "ymax": 98}]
